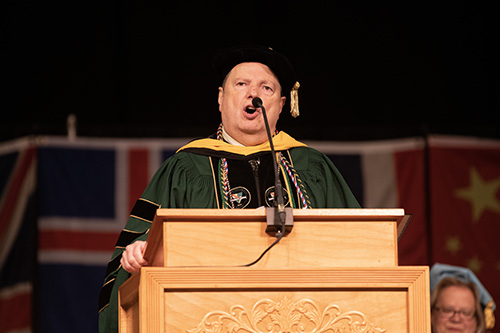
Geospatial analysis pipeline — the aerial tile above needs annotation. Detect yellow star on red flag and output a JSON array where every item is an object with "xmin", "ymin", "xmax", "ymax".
[
  {"xmin": 466, "ymin": 256, "xmax": 483, "ymax": 274},
  {"xmin": 455, "ymin": 167, "xmax": 500, "ymax": 223},
  {"xmin": 445, "ymin": 235, "xmax": 462, "ymax": 255}
]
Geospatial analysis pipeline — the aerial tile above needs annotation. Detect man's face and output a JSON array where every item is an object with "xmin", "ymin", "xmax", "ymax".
[
  {"xmin": 218, "ymin": 62, "xmax": 286, "ymax": 146},
  {"xmin": 431, "ymin": 286, "xmax": 478, "ymax": 333}
]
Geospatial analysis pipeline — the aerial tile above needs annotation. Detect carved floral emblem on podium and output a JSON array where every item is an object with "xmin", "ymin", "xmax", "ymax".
[{"xmin": 187, "ymin": 296, "xmax": 386, "ymax": 333}]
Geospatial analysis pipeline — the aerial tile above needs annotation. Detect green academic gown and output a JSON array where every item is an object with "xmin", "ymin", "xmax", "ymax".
[{"xmin": 98, "ymin": 132, "xmax": 360, "ymax": 332}]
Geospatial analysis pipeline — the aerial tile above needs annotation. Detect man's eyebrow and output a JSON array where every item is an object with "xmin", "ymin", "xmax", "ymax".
[
  {"xmin": 230, "ymin": 77, "xmax": 249, "ymax": 83},
  {"xmin": 260, "ymin": 79, "xmax": 279, "ymax": 87},
  {"xmin": 230, "ymin": 76, "xmax": 278, "ymax": 86}
]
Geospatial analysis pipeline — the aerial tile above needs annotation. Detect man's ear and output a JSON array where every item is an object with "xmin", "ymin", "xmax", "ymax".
[
  {"xmin": 218, "ymin": 87, "xmax": 224, "ymax": 112},
  {"xmin": 280, "ymin": 96, "xmax": 286, "ymax": 114}
]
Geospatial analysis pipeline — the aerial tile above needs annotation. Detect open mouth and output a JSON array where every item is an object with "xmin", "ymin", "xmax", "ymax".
[{"xmin": 245, "ymin": 106, "xmax": 258, "ymax": 114}]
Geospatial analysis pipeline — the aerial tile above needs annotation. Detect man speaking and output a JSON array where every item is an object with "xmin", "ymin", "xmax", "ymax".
[{"xmin": 98, "ymin": 45, "xmax": 360, "ymax": 332}]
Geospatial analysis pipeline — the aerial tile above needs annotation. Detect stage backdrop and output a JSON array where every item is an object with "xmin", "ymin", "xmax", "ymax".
[{"xmin": 0, "ymin": 134, "xmax": 498, "ymax": 333}]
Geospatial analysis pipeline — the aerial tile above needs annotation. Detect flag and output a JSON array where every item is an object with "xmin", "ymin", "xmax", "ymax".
[
  {"xmin": 0, "ymin": 138, "xmax": 37, "ymax": 333},
  {"xmin": 429, "ymin": 135, "xmax": 500, "ymax": 330},
  {"xmin": 35, "ymin": 137, "xmax": 181, "ymax": 333}
]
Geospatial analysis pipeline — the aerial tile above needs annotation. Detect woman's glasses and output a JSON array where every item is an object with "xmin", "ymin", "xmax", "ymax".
[{"xmin": 434, "ymin": 307, "xmax": 475, "ymax": 321}]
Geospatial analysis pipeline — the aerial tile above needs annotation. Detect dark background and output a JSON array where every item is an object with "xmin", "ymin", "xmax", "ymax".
[{"xmin": 3, "ymin": 0, "xmax": 499, "ymax": 142}]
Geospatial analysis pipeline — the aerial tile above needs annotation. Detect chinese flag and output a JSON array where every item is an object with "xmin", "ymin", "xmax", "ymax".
[{"xmin": 429, "ymin": 136, "xmax": 500, "ymax": 331}]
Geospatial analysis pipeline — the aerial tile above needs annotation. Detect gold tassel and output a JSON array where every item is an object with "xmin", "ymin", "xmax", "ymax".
[
  {"xmin": 485, "ymin": 300, "xmax": 496, "ymax": 330},
  {"xmin": 290, "ymin": 81, "xmax": 300, "ymax": 118}
]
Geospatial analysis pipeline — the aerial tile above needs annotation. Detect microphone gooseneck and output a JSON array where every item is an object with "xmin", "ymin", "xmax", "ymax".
[{"xmin": 251, "ymin": 97, "xmax": 286, "ymax": 230}]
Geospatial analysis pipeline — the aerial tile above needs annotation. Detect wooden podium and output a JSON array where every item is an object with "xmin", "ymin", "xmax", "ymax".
[{"xmin": 119, "ymin": 209, "xmax": 430, "ymax": 332}]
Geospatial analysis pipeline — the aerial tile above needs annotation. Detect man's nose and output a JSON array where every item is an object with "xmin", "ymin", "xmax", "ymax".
[{"xmin": 247, "ymin": 85, "xmax": 259, "ymax": 98}]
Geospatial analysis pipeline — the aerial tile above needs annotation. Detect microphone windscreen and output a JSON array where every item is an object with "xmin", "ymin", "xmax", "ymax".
[{"xmin": 252, "ymin": 97, "xmax": 263, "ymax": 108}]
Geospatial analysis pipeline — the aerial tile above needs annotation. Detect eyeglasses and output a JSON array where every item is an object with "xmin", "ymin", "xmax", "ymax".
[{"xmin": 434, "ymin": 307, "xmax": 475, "ymax": 321}]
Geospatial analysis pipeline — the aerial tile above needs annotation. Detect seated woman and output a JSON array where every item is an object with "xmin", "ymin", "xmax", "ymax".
[{"xmin": 430, "ymin": 263, "xmax": 496, "ymax": 333}]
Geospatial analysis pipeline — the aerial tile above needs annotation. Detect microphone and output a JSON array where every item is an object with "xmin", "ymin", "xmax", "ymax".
[
  {"xmin": 251, "ymin": 97, "xmax": 263, "ymax": 108},
  {"xmin": 252, "ymin": 97, "xmax": 287, "ymax": 234}
]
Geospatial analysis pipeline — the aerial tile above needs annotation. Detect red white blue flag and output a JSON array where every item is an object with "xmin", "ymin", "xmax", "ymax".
[
  {"xmin": 35, "ymin": 137, "xmax": 182, "ymax": 332},
  {"xmin": 0, "ymin": 138, "xmax": 37, "ymax": 333}
]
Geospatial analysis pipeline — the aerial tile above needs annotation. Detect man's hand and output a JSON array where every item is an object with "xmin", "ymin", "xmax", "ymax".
[{"xmin": 120, "ymin": 240, "xmax": 148, "ymax": 273}]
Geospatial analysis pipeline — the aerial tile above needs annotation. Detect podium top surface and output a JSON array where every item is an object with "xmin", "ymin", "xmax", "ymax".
[{"xmin": 154, "ymin": 208, "xmax": 407, "ymax": 222}]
